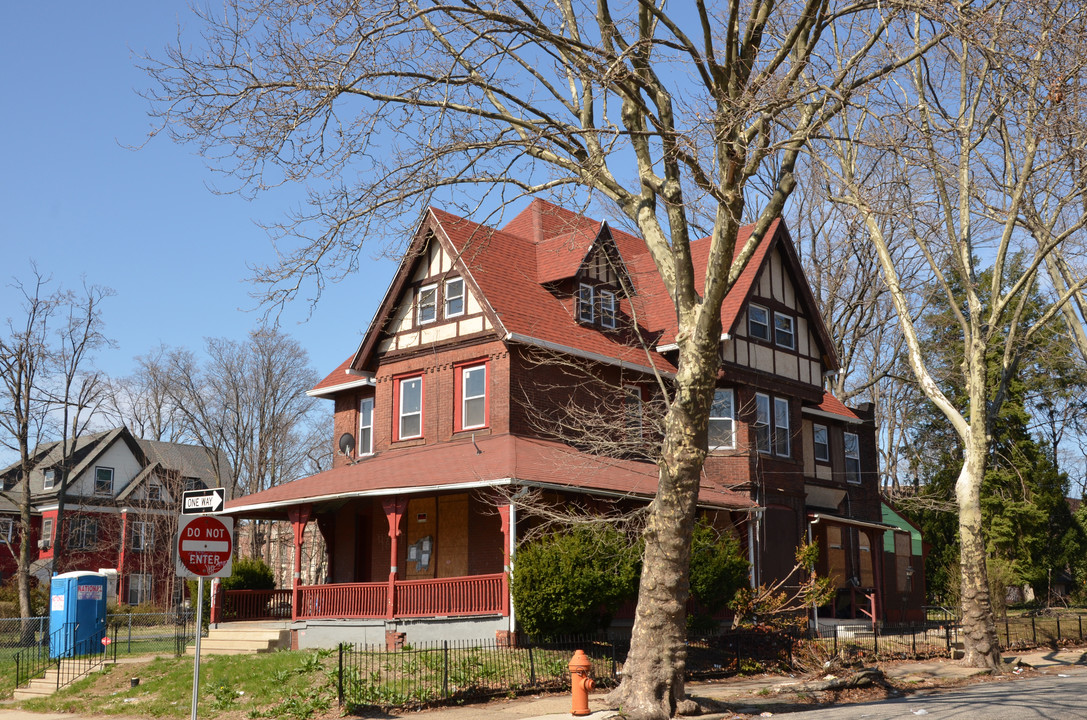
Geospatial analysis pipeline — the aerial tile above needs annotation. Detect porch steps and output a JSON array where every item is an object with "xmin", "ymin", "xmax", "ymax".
[
  {"xmin": 13, "ymin": 658, "xmax": 105, "ymax": 700},
  {"xmin": 188, "ymin": 623, "xmax": 291, "ymax": 655}
]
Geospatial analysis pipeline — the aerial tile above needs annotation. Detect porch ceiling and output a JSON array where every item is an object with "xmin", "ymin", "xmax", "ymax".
[{"xmin": 223, "ymin": 433, "xmax": 755, "ymax": 519}]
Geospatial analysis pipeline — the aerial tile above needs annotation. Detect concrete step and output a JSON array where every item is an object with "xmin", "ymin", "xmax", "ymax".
[
  {"xmin": 206, "ymin": 629, "xmax": 289, "ymax": 643},
  {"xmin": 185, "ymin": 623, "xmax": 291, "ymax": 656}
]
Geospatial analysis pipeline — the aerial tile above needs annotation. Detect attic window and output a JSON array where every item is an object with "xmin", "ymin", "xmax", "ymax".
[
  {"xmin": 578, "ymin": 284, "xmax": 594, "ymax": 323},
  {"xmin": 148, "ymin": 481, "xmax": 163, "ymax": 502},
  {"xmin": 445, "ymin": 277, "xmax": 465, "ymax": 318},
  {"xmin": 774, "ymin": 312, "xmax": 795, "ymax": 349},
  {"xmin": 748, "ymin": 305, "xmax": 770, "ymax": 341},
  {"xmin": 43, "ymin": 469, "xmax": 55, "ymax": 491},
  {"xmin": 599, "ymin": 290, "xmax": 617, "ymax": 329},
  {"xmin": 418, "ymin": 284, "xmax": 438, "ymax": 325}
]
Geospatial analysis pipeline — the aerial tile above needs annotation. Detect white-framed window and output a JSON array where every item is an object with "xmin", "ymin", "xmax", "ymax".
[
  {"xmin": 444, "ymin": 277, "xmax": 465, "ymax": 318},
  {"xmin": 397, "ymin": 376, "xmax": 424, "ymax": 440},
  {"xmin": 131, "ymin": 521, "xmax": 153, "ymax": 551},
  {"xmin": 68, "ymin": 517, "xmax": 97, "ymax": 550},
  {"xmin": 774, "ymin": 397, "xmax": 791, "ymax": 457},
  {"xmin": 461, "ymin": 365, "xmax": 488, "ymax": 430},
  {"xmin": 359, "ymin": 397, "xmax": 374, "ymax": 455},
  {"xmin": 43, "ymin": 469, "xmax": 55, "ymax": 491},
  {"xmin": 844, "ymin": 431, "xmax": 861, "ymax": 484},
  {"xmin": 774, "ymin": 312, "xmax": 795, "ymax": 349},
  {"xmin": 127, "ymin": 574, "xmax": 153, "ymax": 606},
  {"xmin": 147, "ymin": 481, "xmax": 163, "ymax": 502},
  {"xmin": 754, "ymin": 393, "xmax": 771, "ymax": 453},
  {"xmin": 748, "ymin": 304, "xmax": 770, "ymax": 341},
  {"xmin": 183, "ymin": 477, "xmax": 202, "ymax": 492},
  {"xmin": 94, "ymin": 467, "xmax": 114, "ymax": 496},
  {"xmin": 813, "ymin": 424, "xmax": 830, "ymax": 462},
  {"xmin": 709, "ymin": 389, "xmax": 735, "ymax": 450},
  {"xmin": 418, "ymin": 284, "xmax": 438, "ymax": 324},
  {"xmin": 0, "ymin": 518, "xmax": 12, "ymax": 544},
  {"xmin": 599, "ymin": 290, "xmax": 617, "ymax": 329},
  {"xmin": 625, "ymin": 385, "xmax": 643, "ymax": 435},
  {"xmin": 578, "ymin": 284, "xmax": 594, "ymax": 322},
  {"xmin": 41, "ymin": 518, "xmax": 53, "ymax": 549}
]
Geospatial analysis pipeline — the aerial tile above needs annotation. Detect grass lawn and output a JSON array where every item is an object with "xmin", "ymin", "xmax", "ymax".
[{"xmin": 16, "ymin": 649, "xmax": 339, "ymax": 720}]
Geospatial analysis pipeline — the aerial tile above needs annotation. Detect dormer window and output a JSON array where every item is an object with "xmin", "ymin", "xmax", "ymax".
[
  {"xmin": 774, "ymin": 312, "xmax": 795, "ymax": 349},
  {"xmin": 748, "ymin": 305, "xmax": 770, "ymax": 341},
  {"xmin": 444, "ymin": 277, "xmax": 465, "ymax": 318},
  {"xmin": 43, "ymin": 469, "xmax": 55, "ymax": 491},
  {"xmin": 418, "ymin": 284, "xmax": 438, "ymax": 324},
  {"xmin": 599, "ymin": 290, "xmax": 617, "ymax": 329},
  {"xmin": 578, "ymin": 284, "xmax": 594, "ymax": 323}
]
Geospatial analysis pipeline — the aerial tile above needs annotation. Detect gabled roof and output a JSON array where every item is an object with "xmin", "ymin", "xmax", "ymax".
[
  {"xmin": 223, "ymin": 433, "xmax": 754, "ymax": 519},
  {"xmin": 316, "ymin": 197, "xmax": 840, "ymax": 392}
]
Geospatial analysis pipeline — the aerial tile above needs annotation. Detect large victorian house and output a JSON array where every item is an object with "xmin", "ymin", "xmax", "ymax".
[{"xmin": 221, "ymin": 199, "xmax": 925, "ymax": 646}]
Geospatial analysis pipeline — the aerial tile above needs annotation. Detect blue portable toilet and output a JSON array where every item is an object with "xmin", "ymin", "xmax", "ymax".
[{"xmin": 49, "ymin": 571, "xmax": 107, "ymax": 658}]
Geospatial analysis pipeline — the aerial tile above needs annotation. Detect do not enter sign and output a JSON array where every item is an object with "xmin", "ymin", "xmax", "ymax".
[{"xmin": 176, "ymin": 515, "xmax": 234, "ymax": 578}]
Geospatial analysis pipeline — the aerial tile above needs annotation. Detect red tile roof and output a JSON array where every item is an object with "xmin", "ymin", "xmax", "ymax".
[
  {"xmin": 224, "ymin": 434, "xmax": 754, "ymax": 518},
  {"xmin": 816, "ymin": 392, "xmax": 861, "ymax": 421}
]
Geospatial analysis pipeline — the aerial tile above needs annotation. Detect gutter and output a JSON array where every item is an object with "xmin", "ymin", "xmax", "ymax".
[
  {"xmin": 655, "ymin": 333, "xmax": 731, "ymax": 354},
  {"xmin": 802, "ymin": 407, "xmax": 864, "ymax": 425},
  {"xmin": 503, "ymin": 332, "xmax": 672, "ymax": 377},
  {"xmin": 307, "ymin": 372, "xmax": 376, "ymax": 398}
]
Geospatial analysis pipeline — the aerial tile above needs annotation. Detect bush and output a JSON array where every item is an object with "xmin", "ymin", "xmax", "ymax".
[
  {"xmin": 511, "ymin": 524, "xmax": 640, "ymax": 636},
  {"xmin": 687, "ymin": 519, "xmax": 749, "ymax": 632},
  {"xmin": 0, "ymin": 575, "xmax": 48, "ymax": 616},
  {"xmin": 188, "ymin": 555, "xmax": 276, "ymax": 625}
]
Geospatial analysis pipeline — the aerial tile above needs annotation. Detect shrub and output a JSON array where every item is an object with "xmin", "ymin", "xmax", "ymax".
[
  {"xmin": 687, "ymin": 519, "xmax": 749, "ymax": 633},
  {"xmin": 188, "ymin": 555, "xmax": 276, "ymax": 625},
  {"xmin": 511, "ymin": 524, "xmax": 640, "ymax": 636}
]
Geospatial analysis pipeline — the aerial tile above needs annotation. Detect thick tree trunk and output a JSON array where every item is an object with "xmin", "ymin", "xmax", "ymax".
[{"xmin": 606, "ymin": 335, "xmax": 718, "ymax": 720}]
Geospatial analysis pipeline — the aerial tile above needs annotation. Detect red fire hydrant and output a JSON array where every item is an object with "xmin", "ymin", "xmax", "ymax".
[{"xmin": 569, "ymin": 649, "xmax": 595, "ymax": 716}]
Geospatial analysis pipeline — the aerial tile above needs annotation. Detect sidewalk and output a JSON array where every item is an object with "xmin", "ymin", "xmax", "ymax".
[
  {"xmin": 400, "ymin": 647, "xmax": 1087, "ymax": 720},
  {"xmin": 0, "ymin": 648, "xmax": 1083, "ymax": 720}
]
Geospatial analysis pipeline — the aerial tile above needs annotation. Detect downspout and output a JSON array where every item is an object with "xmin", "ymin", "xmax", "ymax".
[
  {"xmin": 117, "ymin": 509, "xmax": 129, "ymax": 604},
  {"xmin": 508, "ymin": 502, "xmax": 517, "ymax": 633},
  {"xmin": 808, "ymin": 516, "xmax": 820, "ymax": 632}
]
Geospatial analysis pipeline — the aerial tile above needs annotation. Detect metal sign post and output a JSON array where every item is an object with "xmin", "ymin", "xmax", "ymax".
[{"xmin": 177, "ymin": 511, "xmax": 232, "ymax": 720}]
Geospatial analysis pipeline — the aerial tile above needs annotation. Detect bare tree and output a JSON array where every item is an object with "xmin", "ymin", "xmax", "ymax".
[
  {"xmin": 813, "ymin": 1, "xmax": 1087, "ymax": 668},
  {"xmin": 161, "ymin": 327, "xmax": 323, "ymax": 559},
  {"xmin": 145, "ymin": 1, "xmax": 941, "ymax": 715},
  {"xmin": 0, "ymin": 270, "xmax": 111, "ymax": 635},
  {"xmin": 105, "ymin": 346, "xmax": 185, "ymax": 442}
]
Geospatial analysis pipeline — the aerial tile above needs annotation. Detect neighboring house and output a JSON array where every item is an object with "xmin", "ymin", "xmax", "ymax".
[
  {"xmin": 221, "ymin": 198, "xmax": 925, "ymax": 646},
  {"xmin": 0, "ymin": 427, "xmax": 230, "ymax": 606}
]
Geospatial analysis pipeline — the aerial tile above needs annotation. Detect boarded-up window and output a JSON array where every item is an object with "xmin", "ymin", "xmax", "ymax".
[
  {"xmin": 895, "ymin": 532, "xmax": 912, "ymax": 592},
  {"xmin": 857, "ymin": 530, "xmax": 874, "ymax": 587},
  {"xmin": 826, "ymin": 525, "xmax": 846, "ymax": 588}
]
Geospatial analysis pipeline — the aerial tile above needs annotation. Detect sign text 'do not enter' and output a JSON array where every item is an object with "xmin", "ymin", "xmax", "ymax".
[{"xmin": 176, "ymin": 515, "xmax": 233, "ymax": 578}]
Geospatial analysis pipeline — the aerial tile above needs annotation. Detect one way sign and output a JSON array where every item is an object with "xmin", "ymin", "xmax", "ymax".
[{"xmin": 182, "ymin": 487, "xmax": 226, "ymax": 515}]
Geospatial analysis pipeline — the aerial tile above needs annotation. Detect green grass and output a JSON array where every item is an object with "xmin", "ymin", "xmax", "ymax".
[{"xmin": 17, "ymin": 650, "xmax": 337, "ymax": 719}]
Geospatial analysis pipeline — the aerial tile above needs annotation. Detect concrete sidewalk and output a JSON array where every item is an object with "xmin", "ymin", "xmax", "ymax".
[{"xmin": 0, "ymin": 648, "xmax": 1084, "ymax": 720}]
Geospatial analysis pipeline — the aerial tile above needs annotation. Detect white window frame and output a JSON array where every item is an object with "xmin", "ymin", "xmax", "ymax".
[
  {"xmin": 754, "ymin": 393, "xmax": 771, "ymax": 453},
  {"xmin": 41, "ymin": 518, "xmax": 53, "ymax": 548},
  {"xmin": 444, "ymin": 277, "xmax": 465, "ymax": 319},
  {"xmin": 94, "ymin": 467, "xmax": 114, "ymax": 497},
  {"xmin": 599, "ymin": 290, "xmax": 617, "ymax": 329},
  {"xmin": 844, "ymin": 431, "xmax": 861, "ymax": 484},
  {"xmin": 418, "ymin": 284, "xmax": 438, "ymax": 325},
  {"xmin": 813, "ymin": 424, "xmax": 830, "ymax": 462},
  {"xmin": 578, "ymin": 284, "xmax": 595, "ymax": 323},
  {"xmin": 774, "ymin": 397, "xmax": 791, "ymax": 457},
  {"xmin": 147, "ymin": 481, "xmax": 163, "ymax": 502},
  {"xmin": 43, "ymin": 469, "xmax": 55, "ymax": 491},
  {"xmin": 131, "ymin": 520, "xmax": 153, "ymax": 551},
  {"xmin": 127, "ymin": 573, "xmax": 153, "ymax": 606},
  {"xmin": 69, "ymin": 516, "xmax": 97, "ymax": 550},
  {"xmin": 359, "ymin": 397, "xmax": 375, "ymax": 455},
  {"xmin": 748, "ymin": 304, "xmax": 770, "ymax": 341},
  {"xmin": 774, "ymin": 312, "xmax": 796, "ymax": 349},
  {"xmin": 0, "ymin": 519, "xmax": 12, "ymax": 544},
  {"xmin": 398, "ymin": 376, "xmax": 424, "ymax": 440},
  {"xmin": 461, "ymin": 365, "xmax": 488, "ymax": 430},
  {"xmin": 709, "ymin": 389, "xmax": 735, "ymax": 450}
]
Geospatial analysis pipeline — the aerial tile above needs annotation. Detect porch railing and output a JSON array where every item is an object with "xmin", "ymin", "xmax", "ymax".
[{"xmin": 223, "ymin": 573, "xmax": 506, "ymax": 621}]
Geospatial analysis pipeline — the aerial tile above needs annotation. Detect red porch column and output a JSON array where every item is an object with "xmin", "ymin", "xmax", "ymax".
[
  {"xmin": 287, "ymin": 506, "xmax": 313, "ymax": 621},
  {"xmin": 382, "ymin": 497, "xmax": 408, "ymax": 619},
  {"xmin": 497, "ymin": 503, "xmax": 511, "ymax": 617}
]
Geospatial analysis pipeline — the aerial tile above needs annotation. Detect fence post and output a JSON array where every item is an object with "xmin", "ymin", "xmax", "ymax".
[
  {"xmin": 1032, "ymin": 616, "xmax": 1037, "ymax": 645},
  {"xmin": 528, "ymin": 642, "xmax": 537, "ymax": 685},
  {"xmin": 1005, "ymin": 617, "xmax": 1010, "ymax": 647},
  {"xmin": 912, "ymin": 627, "xmax": 916, "ymax": 656},
  {"xmin": 735, "ymin": 633, "xmax": 741, "ymax": 672},
  {"xmin": 127, "ymin": 614, "xmax": 132, "ymax": 653},
  {"xmin": 442, "ymin": 641, "xmax": 449, "ymax": 699},
  {"xmin": 833, "ymin": 624, "xmax": 838, "ymax": 656},
  {"xmin": 610, "ymin": 640, "xmax": 617, "ymax": 682},
  {"xmin": 945, "ymin": 625, "xmax": 951, "ymax": 656},
  {"xmin": 1080, "ymin": 615, "xmax": 1083, "ymax": 641},
  {"xmin": 1057, "ymin": 616, "xmax": 1062, "ymax": 643},
  {"xmin": 113, "ymin": 624, "xmax": 118, "ymax": 662},
  {"xmin": 873, "ymin": 623, "xmax": 879, "ymax": 656},
  {"xmin": 337, "ymin": 643, "xmax": 344, "ymax": 707}
]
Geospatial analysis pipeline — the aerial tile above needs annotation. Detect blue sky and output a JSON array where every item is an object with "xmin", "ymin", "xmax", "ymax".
[{"xmin": 0, "ymin": 2, "xmax": 397, "ymax": 383}]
